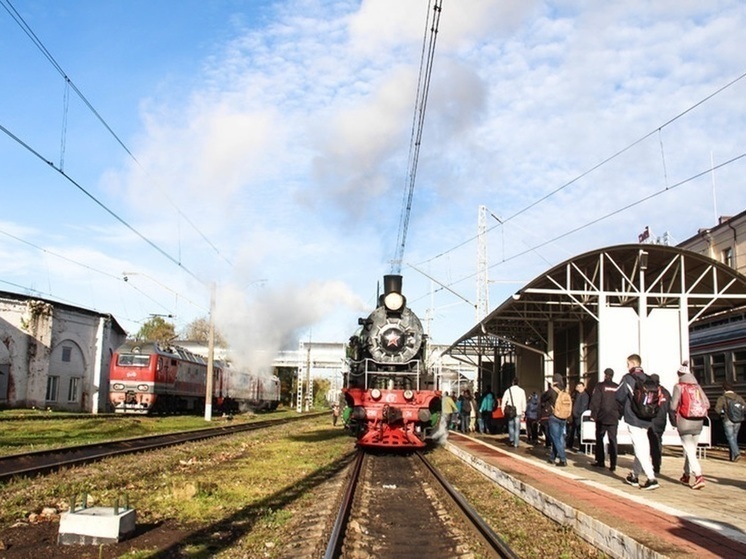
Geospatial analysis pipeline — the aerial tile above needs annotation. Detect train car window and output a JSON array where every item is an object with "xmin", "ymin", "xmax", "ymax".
[
  {"xmin": 157, "ymin": 358, "xmax": 163, "ymax": 372},
  {"xmin": 691, "ymin": 356, "xmax": 705, "ymax": 384},
  {"xmin": 734, "ymin": 350, "xmax": 746, "ymax": 382},
  {"xmin": 712, "ymin": 353, "xmax": 727, "ymax": 384}
]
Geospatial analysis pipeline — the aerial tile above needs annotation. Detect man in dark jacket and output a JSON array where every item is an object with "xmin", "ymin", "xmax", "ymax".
[
  {"xmin": 589, "ymin": 368, "xmax": 621, "ymax": 471},
  {"xmin": 647, "ymin": 373, "xmax": 670, "ymax": 475},
  {"xmin": 615, "ymin": 354, "xmax": 659, "ymax": 490}
]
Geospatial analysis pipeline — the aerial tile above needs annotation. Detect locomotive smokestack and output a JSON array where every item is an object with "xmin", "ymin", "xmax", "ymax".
[{"xmin": 383, "ymin": 274, "xmax": 402, "ymax": 294}]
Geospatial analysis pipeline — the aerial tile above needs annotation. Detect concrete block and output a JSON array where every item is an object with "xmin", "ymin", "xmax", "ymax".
[{"xmin": 57, "ymin": 507, "xmax": 136, "ymax": 545}]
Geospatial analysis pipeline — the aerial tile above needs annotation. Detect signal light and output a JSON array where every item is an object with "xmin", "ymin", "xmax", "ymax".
[
  {"xmin": 403, "ymin": 390, "xmax": 414, "ymax": 401},
  {"xmin": 370, "ymin": 388, "xmax": 382, "ymax": 400}
]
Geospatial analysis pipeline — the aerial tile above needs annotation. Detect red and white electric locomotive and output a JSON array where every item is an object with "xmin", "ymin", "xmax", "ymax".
[
  {"xmin": 343, "ymin": 275, "xmax": 441, "ymax": 449},
  {"xmin": 108, "ymin": 341, "xmax": 280, "ymax": 414}
]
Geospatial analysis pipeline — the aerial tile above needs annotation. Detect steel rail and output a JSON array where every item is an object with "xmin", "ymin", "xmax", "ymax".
[
  {"xmin": 0, "ymin": 413, "xmax": 324, "ymax": 483},
  {"xmin": 415, "ymin": 451, "xmax": 519, "ymax": 559},
  {"xmin": 323, "ymin": 450, "xmax": 364, "ymax": 559}
]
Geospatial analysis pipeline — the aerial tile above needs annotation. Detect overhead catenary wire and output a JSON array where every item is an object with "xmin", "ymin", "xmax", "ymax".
[
  {"xmin": 415, "ymin": 68, "xmax": 746, "ymax": 268},
  {"xmin": 392, "ymin": 0, "xmax": 443, "ymax": 274},
  {"xmin": 409, "ymin": 151, "xmax": 746, "ymax": 304},
  {"xmin": 0, "ymin": 0, "xmax": 233, "ymax": 268},
  {"xmin": 0, "ymin": 122, "xmax": 205, "ymax": 287}
]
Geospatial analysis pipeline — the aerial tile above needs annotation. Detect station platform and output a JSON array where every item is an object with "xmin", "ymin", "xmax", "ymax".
[{"xmin": 445, "ymin": 431, "xmax": 746, "ymax": 559}]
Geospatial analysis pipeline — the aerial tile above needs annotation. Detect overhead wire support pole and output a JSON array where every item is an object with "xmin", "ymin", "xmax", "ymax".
[{"xmin": 392, "ymin": 0, "xmax": 444, "ymax": 274}]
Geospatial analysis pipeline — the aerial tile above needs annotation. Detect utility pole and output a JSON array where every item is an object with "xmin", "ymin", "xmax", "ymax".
[
  {"xmin": 204, "ymin": 282, "xmax": 216, "ymax": 421},
  {"xmin": 476, "ymin": 205, "xmax": 489, "ymax": 321}
]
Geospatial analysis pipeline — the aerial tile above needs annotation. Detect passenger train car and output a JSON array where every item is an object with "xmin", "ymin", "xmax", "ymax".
[
  {"xmin": 689, "ymin": 310, "xmax": 746, "ymax": 444},
  {"xmin": 109, "ymin": 341, "xmax": 280, "ymax": 414},
  {"xmin": 343, "ymin": 275, "xmax": 441, "ymax": 449}
]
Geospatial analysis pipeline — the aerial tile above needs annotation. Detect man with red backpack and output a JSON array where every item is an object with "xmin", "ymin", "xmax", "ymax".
[{"xmin": 669, "ymin": 361, "xmax": 710, "ymax": 490}]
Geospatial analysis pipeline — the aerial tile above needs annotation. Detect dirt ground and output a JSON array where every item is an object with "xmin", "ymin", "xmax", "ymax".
[{"xmin": 0, "ymin": 519, "xmax": 191, "ymax": 559}]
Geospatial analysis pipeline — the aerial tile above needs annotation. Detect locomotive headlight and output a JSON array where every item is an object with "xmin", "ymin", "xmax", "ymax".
[
  {"xmin": 403, "ymin": 389, "xmax": 414, "ymax": 401},
  {"xmin": 370, "ymin": 388, "xmax": 382, "ymax": 400},
  {"xmin": 137, "ymin": 384, "xmax": 149, "ymax": 392},
  {"xmin": 383, "ymin": 292, "xmax": 404, "ymax": 312},
  {"xmin": 112, "ymin": 383, "xmax": 125, "ymax": 391}
]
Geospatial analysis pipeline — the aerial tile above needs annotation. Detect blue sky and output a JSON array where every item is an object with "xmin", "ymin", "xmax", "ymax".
[{"xmin": 2, "ymin": 0, "xmax": 746, "ymax": 372}]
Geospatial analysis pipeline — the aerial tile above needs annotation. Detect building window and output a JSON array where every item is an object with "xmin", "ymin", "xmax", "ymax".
[
  {"xmin": 722, "ymin": 247, "xmax": 734, "ymax": 268},
  {"xmin": 67, "ymin": 377, "xmax": 80, "ymax": 402},
  {"xmin": 734, "ymin": 350, "xmax": 746, "ymax": 383},
  {"xmin": 46, "ymin": 376, "xmax": 59, "ymax": 402},
  {"xmin": 62, "ymin": 346, "xmax": 72, "ymax": 362}
]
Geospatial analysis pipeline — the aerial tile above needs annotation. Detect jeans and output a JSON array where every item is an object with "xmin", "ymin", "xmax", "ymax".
[
  {"xmin": 627, "ymin": 423, "xmax": 655, "ymax": 480},
  {"xmin": 507, "ymin": 416, "xmax": 521, "ymax": 447},
  {"xmin": 460, "ymin": 412, "xmax": 471, "ymax": 433},
  {"xmin": 548, "ymin": 415, "xmax": 567, "ymax": 463},
  {"xmin": 723, "ymin": 419, "xmax": 742, "ymax": 461},
  {"xmin": 680, "ymin": 432, "xmax": 702, "ymax": 477}
]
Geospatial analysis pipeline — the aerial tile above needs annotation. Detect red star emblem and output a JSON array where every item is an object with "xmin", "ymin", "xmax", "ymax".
[{"xmin": 383, "ymin": 330, "xmax": 402, "ymax": 348}]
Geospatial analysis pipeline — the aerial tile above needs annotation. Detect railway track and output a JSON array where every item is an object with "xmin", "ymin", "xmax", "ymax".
[
  {"xmin": 0, "ymin": 414, "xmax": 318, "ymax": 483},
  {"xmin": 322, "ymin": 451, "xmax": 517, "ymax": 559}
]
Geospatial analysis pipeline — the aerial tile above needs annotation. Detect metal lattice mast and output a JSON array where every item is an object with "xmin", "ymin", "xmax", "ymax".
[
  {"xmin": 295, "ymin": 340, "xmax": 304, "ymax": 413},
  {"xmin": 476, "ymin": 205, "xmax": 489, "ymax": 321}
]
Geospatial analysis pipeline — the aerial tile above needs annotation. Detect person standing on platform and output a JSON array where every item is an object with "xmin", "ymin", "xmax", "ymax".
[
  {"xmin": 567, "ymin": 381, "xmax": 590, "ymax": 451},
  {"xmin": 669, "ymin": 361, "xmax": 709, "ymax": 489},
  {"xmin": 525, "ymin": 391, "xmax": 540, "ymax": 443},
  {"xmin": 616, "ymin": 353, "xmax": 660, "ymax": 490},
  {"xmin": 589, "ymin": 368, "xmax": 621, "ymax": 471},
  {"xmin": 479, "ymin": 387, "xmax": 496, "ymax": 435},
  {"xmin": 501, "ymin": 378, "xmax": 527, "ymax": 448},
  {"xmin": 460, "ymin": 389, "xmax": 474, "ymax": 433},
  {"xmin": 540, "ymin": 382, "xmax": 553, "ymax": 447},
  {"xmin": 442, "ymin": 392, "xmax": 458, "ymax": 431},
  {"xmin": 715, "ymin": 382, "xmax": 745, "ymax": 462},
  {"xmin": 547, "ymin": 374, "xmax": 569, "ymax": 467},
  {"xmin": 647, "ymin": 373, "xmax": 671, "ymax": 475}
]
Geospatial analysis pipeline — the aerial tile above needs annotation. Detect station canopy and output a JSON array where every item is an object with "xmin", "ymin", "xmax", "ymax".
[{"xmin": 445, "ymin": 244, "xmax": 746, "ymax": 360}]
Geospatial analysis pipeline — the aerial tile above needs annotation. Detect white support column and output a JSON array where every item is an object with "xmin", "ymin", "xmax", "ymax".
[{"xmin": 544, "ymin": 320, "xmax": 555, "ymax": 384}]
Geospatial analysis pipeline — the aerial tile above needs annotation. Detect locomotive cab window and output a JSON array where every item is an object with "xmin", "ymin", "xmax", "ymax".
[{"xmin": 117, "ymin": 354, "xmax": 150, "ymax": 367}]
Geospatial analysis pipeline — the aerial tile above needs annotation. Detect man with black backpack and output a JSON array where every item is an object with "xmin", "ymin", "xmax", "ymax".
[
  {"xmin": 715, "ymin": 382, "xmax": 745, "ymax": 462},
  {"xmin": 615, "ymin": 353, "xmax": 660, "ymax": 490}
]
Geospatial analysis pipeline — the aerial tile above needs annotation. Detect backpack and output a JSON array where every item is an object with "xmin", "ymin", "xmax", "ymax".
[
  {"xmin": 630, "ymin": 373, "xmax": 661, "ymax": 420},
  {"xmin": 725, "ymin": 396, "xmax": 745, "ymax": 423},
  {"xmin": 678, "ymin": 382, "xmax": 708, "ymax": 419},
  {"xmin": 552, "ymin": 387, "xmax": 572, "ymax": 419}
]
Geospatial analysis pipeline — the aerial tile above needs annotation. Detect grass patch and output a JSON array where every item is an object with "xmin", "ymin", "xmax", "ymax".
[{"xmin": 0, "ymin": 409, "xmax": 303, "ymax": 456}]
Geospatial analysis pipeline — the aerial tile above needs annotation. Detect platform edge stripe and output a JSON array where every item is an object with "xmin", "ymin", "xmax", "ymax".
[{"xmin": 444, "ymin": 442, "xmax": 668, "ymax": 559}]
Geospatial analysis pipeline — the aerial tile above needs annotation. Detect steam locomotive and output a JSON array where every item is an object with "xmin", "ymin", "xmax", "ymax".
[
  {"xmin": 343, "ymin": 275, "xmax": 441, "ymax": 449},
  {"xmin": 108, "ymin": 341, "xmax": 280, "ymax": 414}
]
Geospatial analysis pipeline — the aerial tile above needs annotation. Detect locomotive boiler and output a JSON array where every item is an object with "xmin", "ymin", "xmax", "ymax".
[{"xmin": 343, "ymin": 274, "xmax": 441, "ymax": 449}]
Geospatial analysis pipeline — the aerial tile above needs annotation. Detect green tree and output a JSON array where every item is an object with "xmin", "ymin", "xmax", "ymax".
[
  {"xmin": 313, "ymin": 378, "xmax": 332, "ymax": 407},
  {"xmin": 181, "ymin": 316, "xmax": 226, "ymax": 346},
  {"xmin": 136, "ymin": 315, "xmax": 176, "ymax": 344}
]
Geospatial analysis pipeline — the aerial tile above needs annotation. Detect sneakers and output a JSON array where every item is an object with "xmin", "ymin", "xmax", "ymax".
[
  {"xmin": 691, "ymin": 476, "xmax": 705, "ymax": 490},
  {"xmin": 733, "ymin": 454, "xmax": 741, "ymax": 463},
  {"xmin": 679, "ymin": 474, "xmax": 690, "ymax": 485},
  {"xmin": 640, "ymin": 479, "xmax": 660, "ymax": 491},
  {"xmin": 557, "ymin": 461, "xmax": 567, "ymax": 467},
  {"xmin": 625, "ymin": 474, "xmax": 639, "ymax": 487},
  {"xmin": 591, "ymin": 462, "xmax": 605, "ymax": 468}
]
